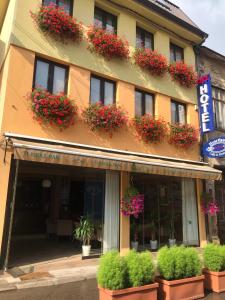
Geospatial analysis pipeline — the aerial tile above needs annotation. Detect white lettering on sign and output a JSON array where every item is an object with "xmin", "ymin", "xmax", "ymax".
[{"xmin": 199, "ymin": 82, "xmax": 211, "ymax": 133}]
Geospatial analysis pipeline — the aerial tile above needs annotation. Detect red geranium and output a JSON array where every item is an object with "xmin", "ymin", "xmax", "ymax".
[
  {"xmin": 168, "ymin": 61, "xmax": 198, "ymax": 88},
  {"xmin": 87, "ymin": 26, "xmax": 130, "ymax": 60},
  {"xmin": 31, "ymin": 88, "xmax": 77, "ymax": 128},
  {"xmin": 31, "ymin": 4, "xmax": 83, "ymax": 42},
  {"xmin": 82, "ymin": 103, "xmax": 127, "ymax": 134},
  {"xmin": 133, "ymin": 114, "xmax": 167, "ymax": 143},
  {"xmin": 168, "ymin": 123, "xmax": 198, "ymax": 148},
  {"xmin": 134, "ymin": 48, "xmax": 168, "ymax": 76}
]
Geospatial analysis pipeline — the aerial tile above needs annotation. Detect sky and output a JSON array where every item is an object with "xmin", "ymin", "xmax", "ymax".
[{"xmin": 171, "ymin": 0, "xmax": 225, "ymax": 56}]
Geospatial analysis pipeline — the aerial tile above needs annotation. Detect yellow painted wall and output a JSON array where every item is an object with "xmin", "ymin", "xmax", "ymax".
[
  {"xmin": 0, "ymin": 45, "xmax": 200, "ymax": 162},
  {"xmin": 7, "ymin": 0, "xmax": 199, "ymax": 104}
]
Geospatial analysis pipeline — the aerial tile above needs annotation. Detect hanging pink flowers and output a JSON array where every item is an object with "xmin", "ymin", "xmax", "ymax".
[
  {"xmin": 202, "ymin": 201, "xmax": 220, "ymax": 216},
  {"xmin": 121, "ymin": 187, "xmax": 144, "ymax": 218}
]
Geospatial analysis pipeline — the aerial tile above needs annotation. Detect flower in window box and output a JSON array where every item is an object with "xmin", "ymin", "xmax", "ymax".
[
  {"xmin": 168, "ymin": 123, "xmax": 198, "ymax": 148},
  {"xmin": 87, "ymin": 26, "xmax": 130, "ymax": 60},
  {"xmin": 133, "ymin": 114, "xmax": 167, "ymax": 143},
  {"xmin": 168, "ymin": 61, "xmax": 198, "ymax": 88},
  {"xmin": 31, "ymin": 88, "xmax": 77, "ymax": 129},
  {"xmin": 82, "ymin": 103, "xmax": 127, "ymax": 134},
  {"xmin": 133, "ymin": 48, "xmax": 168, "ymax": 76},
  {"xmin": 31, "ymin": 4, "xmax": 83, "ymax": 42}
]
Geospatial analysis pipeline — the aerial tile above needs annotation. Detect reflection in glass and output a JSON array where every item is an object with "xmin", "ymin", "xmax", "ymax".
[
  {"xmin": 104, "ymin": 81, "xmax": 114, "ymax": 105},
  {"xmin": 91, "ymin": 77, "xmax": 101, "ymax": 104},
  {"xmin": 53, "ymin": 66, "xmax": 66, "ymax": 94},
  {"xmin": 35, "ymin": 60, "xmax": 49, "ymax": 90}
]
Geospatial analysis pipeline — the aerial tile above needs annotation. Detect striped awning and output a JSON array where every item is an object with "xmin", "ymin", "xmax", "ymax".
[{"xmin": 7, "ymin": 136, "xmax": 222, "ymax": 181}]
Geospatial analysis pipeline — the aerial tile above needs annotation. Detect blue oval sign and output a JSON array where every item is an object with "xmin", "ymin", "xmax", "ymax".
[{"xmin": 203, "ymin": 137, "xmax": 225, "ymax": 158}]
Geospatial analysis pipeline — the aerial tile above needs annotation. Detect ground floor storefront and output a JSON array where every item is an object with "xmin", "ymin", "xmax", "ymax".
[{"xmin": 0, "ymin": 133, "xmax": 222, "ymax": 270}]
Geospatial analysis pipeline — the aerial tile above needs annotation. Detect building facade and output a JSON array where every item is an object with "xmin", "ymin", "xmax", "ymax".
[
  {"xmin": 0, "ymin": 0, "xmax": 221, "ymax": 269},
  {"xmin": 199, "ymin": 46, "xmax": 225, "ymax": 243}
]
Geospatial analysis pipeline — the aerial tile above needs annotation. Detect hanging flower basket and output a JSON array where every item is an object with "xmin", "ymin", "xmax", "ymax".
[
  {"xmin": 133, "ymin": 48, "xmax": 168, "ymax": 76},
  {"xmin": 168, "ymin": 123, "xmax": 198, "ymax": 148},
  {"xmin": 168, "ymin": 61, "xmax": 198, "ymax": 88},
  {"xmin": 82, "ymin": 103, "xmax": 127, "ymax": 134},
  {"xmin": 133, "ymin": 114, "xmax": 167, "ymax": 143},
  {"xmin": 31, "ymin": 4, "xmax": 83, "ymax": 42},
  {"xmin": 202, "ymin": 201, "xmax": 219, "ymax": 216},
  {"xmin": 121, "ymin": 187, "xmax": 144, "ymax": 218},
  {"xmin": 87, "ymin": 26, "xmax": 130, "ymax": 60},
  {"xmin": 31, "ymin": 88, "xmax": 77, "ymax": 129}
]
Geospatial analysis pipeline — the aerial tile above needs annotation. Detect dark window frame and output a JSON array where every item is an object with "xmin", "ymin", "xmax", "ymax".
[
  {"xmin": 90, "ymin": 74, "xmax": 116, "ymax": 105},
  {"xmin": 136, "ymin": 26, "xmax": 154, "ymax": 50},
  {"xmin": 42, "ymin": 0, "xmax": 74, "ymax": 16},
  {"xmin": 33, "ymin": 57, "xmax": 69, "ymax": 94},
  {"xmin": 170, "ymin": 43, "xmax": 184, "ymax": 62},
  {"xmin": 94, "ymin": 6, "xmax": 117, "ymax": 33},
  {"xmin": 212, "ymin": 86, "xmax": 225, "ymax": 131},
  {"xmin": 171, "ymin": 100, "xmax": 186, "ymax": 124},
  {"xmin": 135, "ymin": 89, "xmax": 155, "ymax": 117}
]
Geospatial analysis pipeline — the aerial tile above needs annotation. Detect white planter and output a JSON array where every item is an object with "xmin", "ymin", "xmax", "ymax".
[
  {"xmin": 169, "ymin": 239, "xmax": 176, "ymax": 247},
  {"xmin": 82, "ymin": 245, "xmax": 91, "ymax": 256},
  {"xmin": 150, "ymin": 240, "xmax": 158, "ymax": 250},
  {"xmin": 131, "ymin": 241, "xmax": 138, "ymax": 251}
]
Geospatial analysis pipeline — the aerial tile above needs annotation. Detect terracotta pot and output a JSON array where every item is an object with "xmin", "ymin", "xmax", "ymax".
[
  {"xmin": 156, "ymin": 275, "xmax": 205, "ymax": 300},
  {"xmin": 98, "ymin": 283, "xmax": 158, "ymax": 300},
  {"xmin": 203, "ymin": 269, "xmax": 225, "ymax": 293}
]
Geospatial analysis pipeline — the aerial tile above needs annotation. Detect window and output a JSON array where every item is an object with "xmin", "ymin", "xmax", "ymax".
[
  {"xmin": 136, "ymin": 27, "xmax": 154, "ymax": 50},
  {"xmin": 135, "ymin": 90, "xmax": 154, "ymax": 117},
  {"xmin": 33, "ymin": 58, "xmax": 68, "ymax": 94},
  {"xmin": 213, "ymin": 87, "xmax": 225, "ymax": 130},
  {"xmin": 94, "ymin": 7, "xmax": 117, "ymax": 33},
  {"xmin": 170, "ymin": 43, "xmax": 184, "ymax": 62},
  {"xmin": 90, "ymin": 75, "xmax": 116, "ymax": 105},
  {"xmin": 42, "ymin": 0, "xmax": 73, "ymax": 15},
  {"xmin": 171, "ymin": 101, "xmax": 186, "ymax": 124}
]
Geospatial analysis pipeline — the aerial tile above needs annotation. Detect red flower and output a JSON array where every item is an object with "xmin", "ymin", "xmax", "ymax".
[
  {"xmin": 82, "ymin": 103, "xmax": 127, "ymax": 134},
  {"xmin": 31, "ymin": 4, "xmax": 83, "ymax": 42},
  {"xmin": 133, "ymin": 114, "xmax": 167, "ymax": 143},
  {"xmin": 133, "ymin": 48, "xmax": 168, "ymax": 76},
  {"xmin": 168, "ymin": 123, "xmax": 198, "ymax": 148},
  {"xmin": 30, "ymin": 88, "xmax": 77, "ymax": 129},
  {"xmin": 87, "ymin": 26, "xmax": 129, "ymax": 60},
  {"xmin": 168, "ymin": 61, "xmax": 197, "ymax": 88}
]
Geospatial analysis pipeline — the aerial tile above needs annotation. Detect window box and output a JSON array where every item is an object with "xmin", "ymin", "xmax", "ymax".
[
  {"xmin": 31, "ymin": 3, "xmax": 83, "ymax": 42},
  {"xmin": 168, "ymin": 61, "xmax": 197, "ymax": 88},
  {"xmin": 30, "ymin": 88, "xmax": 77, "ymax": 129},
  {"xmin": 134, "ymin": 48, "xmax": 168, "ymax": 76},
  {"xmin": 168, "ymin": 123, "xmax": 198, "ymax": 148},
  {"xmin": 87, "ymin": 26, "xmax": 129, "ymax": 60}
]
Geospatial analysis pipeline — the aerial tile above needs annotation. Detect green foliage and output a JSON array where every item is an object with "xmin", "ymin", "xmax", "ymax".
[
  {"xmin": 204, "ymin": 244, "xmax": 225, "ymax": 272},
  {"xmin": 125, "ymin": 250, "xmax": 155, "ymax": 287},
  {"xmin": 157, "ymin": 246, "xmax": 201, "ymax": 280},
  {"xmin": 97, "ymin": 251, "xmax": 127, "ymax": 290},
  {"xmin": 73, "ymin": 217, "xmax": 94, "ymax": 245}
]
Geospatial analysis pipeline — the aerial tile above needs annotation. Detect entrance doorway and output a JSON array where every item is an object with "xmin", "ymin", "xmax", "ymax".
[{"xmin": 8, "ymin": 161, "xmax": 105, "ymax": 267}]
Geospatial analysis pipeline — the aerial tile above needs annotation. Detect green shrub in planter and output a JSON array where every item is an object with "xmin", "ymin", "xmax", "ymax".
[
  {"xmin": 204, "ymin": 244, "xmax": 225, "ymax": 272},
  {"xmin": 97, "ymin": 250, "xmax": 127, "ymax": 290},
  {"xmin": 125, "ymin": 250, "xmax": 155, "ymax": 287},
  {"xmin": 157, "ymin": 246, "xmax": 201, "ymax": 280}
]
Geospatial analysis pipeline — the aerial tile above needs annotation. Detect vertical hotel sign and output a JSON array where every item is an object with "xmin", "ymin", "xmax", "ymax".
[{"xmin": 198, "ymin": 74, "xmax": 214, "ymax": 134}]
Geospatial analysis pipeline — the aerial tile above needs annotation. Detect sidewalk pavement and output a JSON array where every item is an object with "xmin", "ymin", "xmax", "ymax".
[{"xmin": 0, "ymin": 257, "xmax": 99, "ymax": 292}]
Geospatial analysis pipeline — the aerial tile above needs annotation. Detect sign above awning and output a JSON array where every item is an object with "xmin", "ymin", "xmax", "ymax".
[{"xmin": 9, "ymin": 137, "xmax": 222, "ymax": 181}]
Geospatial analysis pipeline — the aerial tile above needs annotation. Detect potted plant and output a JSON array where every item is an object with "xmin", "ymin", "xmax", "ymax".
[
  {"xmin": 168, "ymin": 123, "xmax": 198, "ymax": 149},
  {"xmin": 203, "ymin": 243, "xmax": 225, "ymax": 293},
  {"xmin": 121, "ymin": 186, "xmax": 144, "ymax": 219},
  {"xmin": 130, "ymin": 219, "xmax": 140, "ymax": 251},
  {"xmin": 168, "ymin": 61, "xmax": 197, "ymax": 88},
  {"xmin": 156, "ymin": 246, "xmax": 204, "ymax": 300},
  {"xmin": 98, "ymin": 250, "xmax": 158, "ymax": 300},
  {"xmin": 149, "ymin": 220, "xmax": 158, "ymax": 250},
  {"xmin": 74, "ymin": 217, "xmax": 94, "ymax": 257},
  {"xmin": 168, "ymin": 216, "xmax": 176, "ymax": 247}
]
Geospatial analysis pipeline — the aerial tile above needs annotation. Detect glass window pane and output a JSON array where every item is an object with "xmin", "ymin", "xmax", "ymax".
[
  {"xmin": 136, "ymin": 28, "xmax": 143, "ymax": 48},
  {"xmin": 145, "ymin": 32, "xmax": 153, "ymax": 50},
  {"xmin": 170, "ymin": 47, "xmax": 175, "ymax": 62},
  {"xmin": 104, "ymin": 81, "xmax": 114, "ymax": 105},
  {"xmin": 58, "ymin": 0, "xmax": 71, "ymax": 14},
  {"xmin": 171, "ymin": 102, "xmax": 177, "ymax": 123},
  {"xmin": 135, "ymin": 91, "xmax": 142, "ymax": 117},
  {"xmin": 43, "ymin": 0, "xmax": 56, "ymax": 6},
  {"xmin": 178, "ymin": 104, "xmax": 185, "ymax": 124},
  {"xmin": 35, "ymin": 60, "xmax": 49, "ymax": 90},
  {"xmin": 106, "ymin": 14, "xmax": 115, "ymax": 33},
  {"xmin": 91, "ymin": 77, "xmax": 101, "ymax": 104},
  {"xmin": 176, "ymin": 48, "xmax": 183, "ymax": 61},
  {"xmin": 145, "ymin": 94, "xmax": 153, "ymax": 115},
  {"xmin": 94, "ymin": 8, "xmax": 103, "ymax": 28},
  {"xmin": 53, "ymin": 66, "xmax": 66, "ymax": 94}
]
